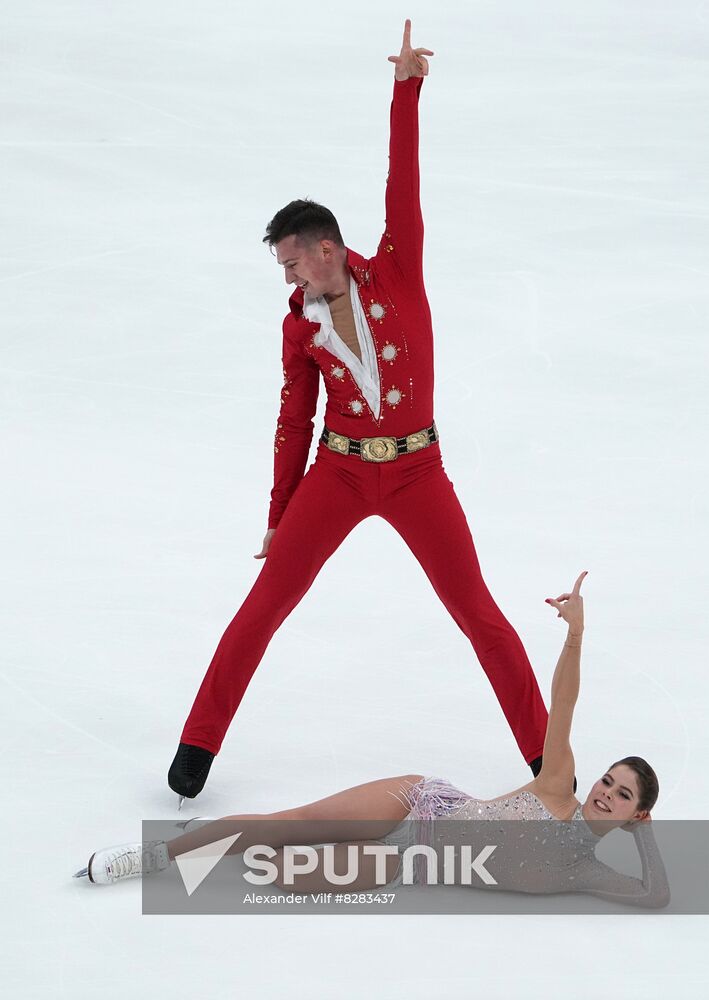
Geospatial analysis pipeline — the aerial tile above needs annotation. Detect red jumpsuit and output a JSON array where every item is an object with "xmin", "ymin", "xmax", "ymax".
[{"xmin": 180, "ymin": 76, "xmax": 549, "ymax": 762}]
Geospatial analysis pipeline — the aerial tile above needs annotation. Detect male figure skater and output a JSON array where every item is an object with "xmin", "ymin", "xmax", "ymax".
[{"xmin": 169, "ymin": 20, "xmax": 549, "ymax": 804}]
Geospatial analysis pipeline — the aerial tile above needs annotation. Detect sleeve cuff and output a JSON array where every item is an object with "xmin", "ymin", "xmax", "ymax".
[{"xmin": 394, "ymin": 75, "xmax": 424, "ymax": 89}]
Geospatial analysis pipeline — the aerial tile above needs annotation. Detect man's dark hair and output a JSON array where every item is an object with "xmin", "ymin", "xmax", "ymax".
[{"xmin": 262, "ymin": 198, "xmax": 344, "ymax": 249}]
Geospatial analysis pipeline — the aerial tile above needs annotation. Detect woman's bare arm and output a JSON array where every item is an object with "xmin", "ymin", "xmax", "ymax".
[{"xmin": 534, "ymin": 571, "xmax": 587, "ymax": 798}]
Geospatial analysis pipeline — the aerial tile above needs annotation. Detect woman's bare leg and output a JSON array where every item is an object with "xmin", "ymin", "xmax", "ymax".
[
  {"xmin": 271, "ymin": 839, "xmax": 405, "ymax": 892},
  {"xmin": 166, "ymin": 774, "xmax": 424, "ymax": 861}
]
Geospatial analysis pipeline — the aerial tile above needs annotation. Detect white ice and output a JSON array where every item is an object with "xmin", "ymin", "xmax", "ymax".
[{"xmin": 1, "ymin": 0, "xmax": 708, "ymax": 996}]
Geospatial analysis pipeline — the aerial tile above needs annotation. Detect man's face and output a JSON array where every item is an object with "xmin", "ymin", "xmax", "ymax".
[{"xmin": 274, "ymin": 234, "xmax": 338, "ymax": 298}]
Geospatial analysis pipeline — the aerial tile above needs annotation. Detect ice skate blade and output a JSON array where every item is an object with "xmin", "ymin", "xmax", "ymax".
[
  {"xmin": 73, "ymin": 867, "xmax": 89, "ymax": 879},
  {"xmin": 178, "ymin": 795, "xmax": 185, "ymax": 811},
  {"xmin": 175, "ymin": 816, "xmax": 214, "ymax": 831}
]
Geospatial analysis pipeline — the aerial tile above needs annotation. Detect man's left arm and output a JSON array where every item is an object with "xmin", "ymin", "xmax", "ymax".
[{"xmin": 375, "ymin": 19, "xmax": 434, "ymax": 284}]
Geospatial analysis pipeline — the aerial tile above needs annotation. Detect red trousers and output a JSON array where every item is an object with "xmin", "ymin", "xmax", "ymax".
[{"xmin": 181, "ymin": 442, "xmax": 549, "ymax": 762}]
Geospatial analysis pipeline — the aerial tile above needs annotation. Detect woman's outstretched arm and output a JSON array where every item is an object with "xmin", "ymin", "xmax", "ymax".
[{"xmin": 534, "ymin": 571, "xmax": 588, "ymax": 798}]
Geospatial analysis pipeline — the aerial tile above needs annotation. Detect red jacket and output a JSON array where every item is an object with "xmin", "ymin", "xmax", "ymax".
[{"xmin": 269, "ymin": 75, "xmax": 435, "ymax": 529}]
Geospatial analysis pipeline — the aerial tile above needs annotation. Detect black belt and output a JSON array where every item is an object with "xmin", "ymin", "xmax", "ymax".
[{"xmin": 320, "ymin": 422, "xmax": 438, "ymax": 463}]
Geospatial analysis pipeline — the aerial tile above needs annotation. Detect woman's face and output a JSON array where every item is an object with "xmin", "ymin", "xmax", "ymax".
[{"xmin": 582, "ymin": 764, "xmax": 649, "ymax": 830}]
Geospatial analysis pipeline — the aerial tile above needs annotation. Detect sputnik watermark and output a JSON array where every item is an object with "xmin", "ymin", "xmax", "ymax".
[
  {"xmin": 172, "ymin": 833, "xmax": 498, "ymax": 896},
  {"xmin": 144, "ymin": 819, "xmax": 709, "ymax": 914}
]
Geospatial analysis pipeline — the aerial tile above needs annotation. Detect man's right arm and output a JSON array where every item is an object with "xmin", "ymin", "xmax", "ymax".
[{"xmin": 265, "ymin": 318, "xmax": 320, "ymax": 534}]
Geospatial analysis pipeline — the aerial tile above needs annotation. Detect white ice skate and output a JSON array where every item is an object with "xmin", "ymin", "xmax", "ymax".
[{"xmin": 73, "ymin": 840, "xmax": 170, "ymax": 885}]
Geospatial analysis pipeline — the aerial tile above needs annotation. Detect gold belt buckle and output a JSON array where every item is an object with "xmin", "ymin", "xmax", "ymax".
[
  {"xmin": 326, "ymin": 431, "xmax": 350, "ymax": 455},
  {"xmin": 360, "ymin": 436, "xmax": 398, "ymax": 463}
]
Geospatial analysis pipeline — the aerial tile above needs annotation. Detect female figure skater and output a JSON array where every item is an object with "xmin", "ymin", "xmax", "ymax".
[{"xmin": 74, "ymin": 572, "xmax": 670, "ymax": 908}]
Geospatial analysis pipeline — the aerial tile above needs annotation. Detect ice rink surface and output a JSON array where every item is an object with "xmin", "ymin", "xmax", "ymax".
[{"xmin": 2, "ymin": 0, "xmax": 708, "ymax": 995}]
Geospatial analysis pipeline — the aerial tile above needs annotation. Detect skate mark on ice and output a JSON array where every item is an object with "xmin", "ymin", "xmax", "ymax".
[
  {"xmin": 0, "ymin": 367, "xmax": 250, "ymax": 401},
  {"xmin": 16, "ymin": 62, "xmax": 212, "ymax": 131},
  {"xmin": 0, "ymin": 247, "xmax": 140, "ymax": 285},
  {"xmin": 0, "ymin": 668, "xmax": 146, "ymax": 767}
]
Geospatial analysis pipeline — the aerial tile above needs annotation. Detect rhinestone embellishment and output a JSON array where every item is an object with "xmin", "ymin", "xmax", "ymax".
[
  {"xmin": 331, "ymin": 365, "xmax": 345, "ymax": 379},
  {"xmin": 349, "ymin": 400, "xmax": 363, "ymax": 414},
  {"xmin": 385, "ymin": 387, "xmax": 402, "ymax": 407},
  {"xmin": 352, "ymin": 265, "xmax": 371, "ymax": 284},
  {"xmin": 274, "ymin": 421, "xmax": 286, "ymax": 454},
  {"xmin": 381, "ymin": 343, "xmax": 398, "ymax": 363},
  {"xmin": 369, "ymin": 302, "xmax": 386, "ymax": 321}
]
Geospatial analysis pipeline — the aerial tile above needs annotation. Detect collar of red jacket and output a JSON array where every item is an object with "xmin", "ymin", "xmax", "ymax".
[{"xmin": 287, "ymin": 246, "xmax": 369, "ymax": 316}]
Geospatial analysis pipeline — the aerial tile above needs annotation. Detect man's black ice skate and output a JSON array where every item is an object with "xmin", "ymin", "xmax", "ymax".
[
  {"xmin": 168, "ymin": 742, "xmax": 215, "ymax": 809},
  {"xmin": 529, "ymin": 755, "xmax": 577, "ymax": 794},
  {"xmin": 529, "ymin": 755, "xmax": 543, "ymax": 778}
]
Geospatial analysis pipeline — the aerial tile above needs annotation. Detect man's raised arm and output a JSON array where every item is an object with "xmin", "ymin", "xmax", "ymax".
[{"xmin": 376, "ymin": 19, "xmax": 434, "ymax": 283}]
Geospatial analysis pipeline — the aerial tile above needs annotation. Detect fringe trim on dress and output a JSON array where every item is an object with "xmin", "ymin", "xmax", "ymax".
[
  {"xmin": 399, "ymin": 776, "xmax": 470, "ymax": 819},
  {"xmin": 386, "ymin": 775, "xmax": 471, "ymax": 886}
]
